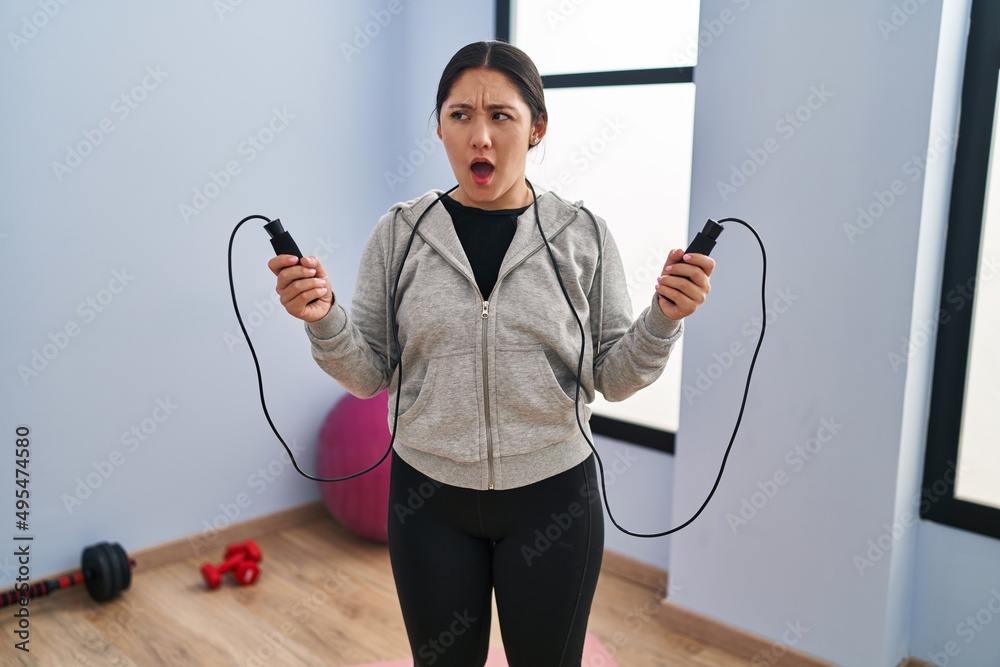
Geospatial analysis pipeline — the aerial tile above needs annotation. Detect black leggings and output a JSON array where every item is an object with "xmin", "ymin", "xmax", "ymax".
[{"xmin": 387, "ymin": 453, "xmax": 605, "ymax": 667}]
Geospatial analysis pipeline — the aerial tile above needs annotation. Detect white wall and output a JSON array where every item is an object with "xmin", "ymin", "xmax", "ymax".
[
  {"xmin": 669, "ymin": 0, "xmax": 979, "ymax": 665},
  {"xmin": 580, "ymin": 3, "xmax": 1000, "ymax": 665},
  {"xmin": 0, "ymin": 0, "xmax": 490, "ymax": 583},
  {"xmin": 911, "ymin": 522, "xmax": 1000, "ymax": 666}
]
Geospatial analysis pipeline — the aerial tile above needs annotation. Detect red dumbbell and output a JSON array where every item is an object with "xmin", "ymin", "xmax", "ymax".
[
  {"xmin": 226, "ymin": 540, "xmax": 262, "ymax": 587},
  {"xmin": 232, "ymin": 559, "xmax": 260, "ymax": 587},
  {"xmin": 201, "ymin": 540, "xmax": 262, "ymax": 590},
  {"xmin": 224, "ymin": 540, "xmax": 263, "ymax": 563}
]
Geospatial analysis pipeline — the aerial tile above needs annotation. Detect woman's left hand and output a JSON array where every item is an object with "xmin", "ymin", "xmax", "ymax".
[{"xmin": 655, "ymin": 249, "xmax": 715, "ymax": 320}]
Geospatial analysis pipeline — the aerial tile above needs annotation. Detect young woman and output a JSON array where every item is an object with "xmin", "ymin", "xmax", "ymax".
[{"xmin": 269, "ymin": 40, "xmax": 714, "ymax": 667}]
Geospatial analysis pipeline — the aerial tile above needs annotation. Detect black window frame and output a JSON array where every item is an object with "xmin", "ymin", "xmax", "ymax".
[
  {"xmin": 495, "ymin": 1, "xmax": 694, "ymax": 454},
  {"xmin": 921, "ymin": 0, "xmax": 1000, "ymax": 541}
]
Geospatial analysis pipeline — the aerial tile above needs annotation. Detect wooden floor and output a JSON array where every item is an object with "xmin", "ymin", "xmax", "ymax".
[{"xmin": 3, "ymin": 515, "xmax": 748, "ymax": 666}]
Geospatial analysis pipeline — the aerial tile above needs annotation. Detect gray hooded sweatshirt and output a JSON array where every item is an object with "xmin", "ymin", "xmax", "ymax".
[{"xmin": 305, "ymin": 188, "xmax": 682, "ymax": 491}]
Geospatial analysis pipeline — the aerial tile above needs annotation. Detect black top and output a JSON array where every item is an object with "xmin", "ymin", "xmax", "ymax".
[{"xmin": 441, "ymin": 195, "xmax": 530, "ymax": 299}]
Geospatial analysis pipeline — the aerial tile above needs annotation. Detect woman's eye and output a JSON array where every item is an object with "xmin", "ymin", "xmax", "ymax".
[
  {"xmin": 494, "ymin": 112, "xmax": 510, "ymax": 121},
  {"xmin": 451, "ymin": 112, "xmax": 468, "ymax": 120}
]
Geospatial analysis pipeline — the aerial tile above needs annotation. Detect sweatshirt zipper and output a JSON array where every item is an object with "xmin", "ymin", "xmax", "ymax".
[
  {"xmin": 482, "ymin": 300, "xmax": 494, "ymax": 490},
  {"xmin": 408, "ymin": 245, "xmax": 500, "ymax": 489},
  {"xmin": 479, "ymin": 238, "xmax": 566, "ymax": 490}
]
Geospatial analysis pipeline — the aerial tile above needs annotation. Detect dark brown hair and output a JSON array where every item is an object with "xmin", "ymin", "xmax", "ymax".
[{"xmin": 434, "ymin": 41, "xmax": 547, "ymax": 148}]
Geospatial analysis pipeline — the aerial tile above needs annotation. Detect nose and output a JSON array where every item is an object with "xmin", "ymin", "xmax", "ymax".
[{"xmin": 470, "ymin": 117, "xmax": 492, "ymax": 149}]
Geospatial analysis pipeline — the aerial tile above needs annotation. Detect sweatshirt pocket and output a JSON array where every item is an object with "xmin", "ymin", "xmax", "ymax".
[
  {"xmin": 495, "ymin": 345, "xmax": 578, "ymax": 456},
  {"xmin": 397, "ymin": 351, "xmax": 481, "ymax": 463}
]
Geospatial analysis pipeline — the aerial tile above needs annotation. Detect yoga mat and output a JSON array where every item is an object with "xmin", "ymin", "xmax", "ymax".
[{"xmin": 355, "ymin": 632, "xmax": 619, "ymax": 666}]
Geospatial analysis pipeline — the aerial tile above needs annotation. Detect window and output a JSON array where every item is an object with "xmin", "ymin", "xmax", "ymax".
[
  {"xmin": 497, "ymin": 0, "xmax": 700, "ymax": 452},
  {"xmin": 922, "ymin": 0, "xmax": 1000, "ymax": 540}
]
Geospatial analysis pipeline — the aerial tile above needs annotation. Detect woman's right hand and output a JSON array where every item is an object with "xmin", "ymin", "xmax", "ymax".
[{"xmin": 267, "ymin": 255, "xmax": 334, "ymax": 322}]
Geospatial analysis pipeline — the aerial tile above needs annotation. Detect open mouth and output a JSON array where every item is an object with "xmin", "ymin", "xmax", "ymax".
[{"xmin": 470, "ymin": 159, "xmax": 494, "ymax": 185}]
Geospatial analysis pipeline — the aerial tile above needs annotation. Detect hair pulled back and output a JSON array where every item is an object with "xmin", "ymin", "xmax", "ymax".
[{"xmin": 435, "ymin": 41, "xmax": 547, "ymax": 148}]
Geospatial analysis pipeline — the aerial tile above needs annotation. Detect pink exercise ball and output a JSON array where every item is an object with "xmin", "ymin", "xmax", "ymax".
[{"xmin": 316, "ymin": 391, "xmax": 392, "ymax": 542}]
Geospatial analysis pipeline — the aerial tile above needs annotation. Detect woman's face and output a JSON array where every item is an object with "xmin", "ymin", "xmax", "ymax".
[{"xmin": 437, "ymin": 68, "xmax": 546, "ymax": 210}]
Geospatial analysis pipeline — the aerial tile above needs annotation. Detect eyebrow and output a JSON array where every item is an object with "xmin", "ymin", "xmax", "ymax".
[{"xmin": 447, "ymin": 102, "xmax": 516, "ymax": 112}]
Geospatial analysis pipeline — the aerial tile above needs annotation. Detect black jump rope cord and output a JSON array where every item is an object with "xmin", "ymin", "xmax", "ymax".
[
  {"xmin": 228, "ymin": 215, "xmax": 392, "ymax": 483},
  {"xmin": 228, "ymin": 199, "xmax": 766, "ymax": 538}
]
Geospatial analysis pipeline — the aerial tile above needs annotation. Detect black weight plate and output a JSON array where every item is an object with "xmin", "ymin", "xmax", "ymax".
[
  {"xmin": 110, "ymin": 543, "xmax": 131, "ymax": 595},
  {"xmin": 83, "ymin": 542, "xmax": 122, "ymax": 602},
  {"xmin": 101, "ymin": 543, "xmax": 123, "ymax": 602},
  {"xmin": 81, "ymin": 543, "xmax": 113, "ymax": 602}
]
